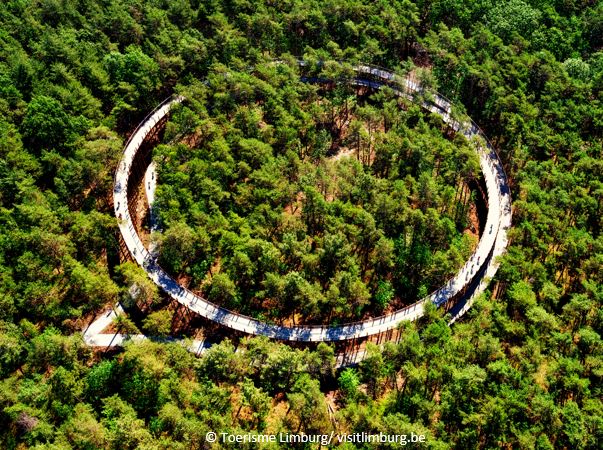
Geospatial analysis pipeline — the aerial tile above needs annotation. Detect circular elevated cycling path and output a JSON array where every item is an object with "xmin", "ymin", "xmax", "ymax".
[{"xmin": 112, "ymin": 64, "xmax": 512, "ymax": 342}]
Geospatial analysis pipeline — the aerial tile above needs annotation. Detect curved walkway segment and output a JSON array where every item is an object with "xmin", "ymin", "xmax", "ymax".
[{"xmin": 109, "ymin": 64, "xmax": 512, "ymax": 343}]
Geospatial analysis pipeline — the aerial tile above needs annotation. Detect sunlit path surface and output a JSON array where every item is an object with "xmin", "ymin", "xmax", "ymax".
[{"xmin": 85, "ymin": 63, "xmax": 512, "ymax": 351}]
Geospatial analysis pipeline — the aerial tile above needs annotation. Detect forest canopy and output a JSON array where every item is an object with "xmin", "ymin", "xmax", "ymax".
[
  {"xmin": 152, "ymin": 62, "xmax": 480, "ymax": 323},
  {"xmin": 0, "ymin": 1, "xmax": 601, "ymax": 449}
]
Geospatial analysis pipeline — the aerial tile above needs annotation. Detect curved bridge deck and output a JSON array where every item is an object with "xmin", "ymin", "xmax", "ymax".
[{"xmin": 106, "ymin": 64, "xmax": 512, "ymax": 343}]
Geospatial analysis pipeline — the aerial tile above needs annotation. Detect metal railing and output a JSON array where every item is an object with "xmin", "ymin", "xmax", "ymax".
[
  {"xmin": 112, "ymin": 62, "xmax": 511, "ymax": 341},
  {"xmin": 113, "ymin": 95, "xmax": 179, "ymax": 190}
]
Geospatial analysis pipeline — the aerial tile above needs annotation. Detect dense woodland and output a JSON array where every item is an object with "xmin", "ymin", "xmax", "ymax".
[
  {"xmin": 0, "ymin": 0, "xmax": 601, "ymax": 448},
  {"xmin": 153, "ymin": 64, "xmax": 480, "ymax": 323}
]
